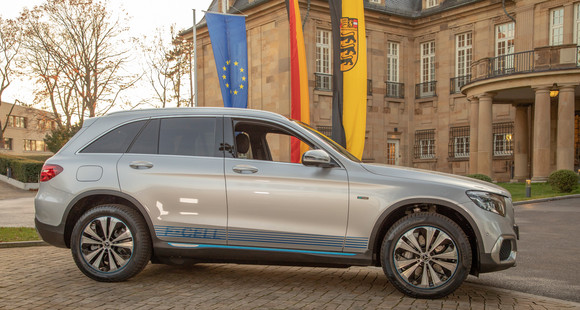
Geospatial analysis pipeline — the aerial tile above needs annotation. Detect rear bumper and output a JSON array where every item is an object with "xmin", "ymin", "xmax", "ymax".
[{"xmin": 35, "ymin": 218, "xmax": 68, "ymax": 248}]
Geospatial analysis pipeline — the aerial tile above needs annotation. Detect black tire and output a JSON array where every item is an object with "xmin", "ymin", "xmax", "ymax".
[
  {"xmin": 381, "ymin": 212, "xmax": 472, "ymax": 299},
  {"xmin": 71, "ymin": 204, "xmax": 152, "ymax": 282}
]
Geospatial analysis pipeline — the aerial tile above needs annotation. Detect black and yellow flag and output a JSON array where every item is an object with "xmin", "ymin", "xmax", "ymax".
[{"xmin": 330, "ymin": 0, "xmax": 367, "ymax": 159}]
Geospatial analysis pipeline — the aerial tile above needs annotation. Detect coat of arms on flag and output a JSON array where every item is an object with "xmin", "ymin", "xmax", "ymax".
[{"xmin": 340, "ymin": 17, "xmax": 359, "ymax": 72}]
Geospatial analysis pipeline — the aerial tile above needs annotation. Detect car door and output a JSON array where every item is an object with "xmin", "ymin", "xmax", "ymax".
[
  {"xmin": 224, "ymin": 118, "xmax": 349, "ymax": 252},
  {"xmin": 117, "ymin": 116, "xmax": 228, "ymax": 245}
]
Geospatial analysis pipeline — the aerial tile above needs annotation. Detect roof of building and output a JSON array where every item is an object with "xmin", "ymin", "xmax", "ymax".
[{"xmin": 182, "ymin": 0, "xmax": 488, "ymax": 35}]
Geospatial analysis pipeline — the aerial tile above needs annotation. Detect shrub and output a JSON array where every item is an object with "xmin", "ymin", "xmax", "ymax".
[
  {"xmin": 0, "ymin": 155, "xmax": 44, "ymax": 183},
  {"xmin": 44, "ymin": 125, "xmax": 81, "ymax": 153},
  {"xmin": 548, "ymin": 170, "xmax": 579, "ymax": 193},
  {"xmin": 466, "ymin": 174, "xmax": 493, "ymax": 183}
]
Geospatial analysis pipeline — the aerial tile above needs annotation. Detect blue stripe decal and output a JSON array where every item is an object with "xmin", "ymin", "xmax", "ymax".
[
  {"xmin": 167, "ymin": 243, "xmax": 357, "ymax": 256},
  {"xmin": 155, "ymin": 225, "xmax": 369, "ymax": 251}
]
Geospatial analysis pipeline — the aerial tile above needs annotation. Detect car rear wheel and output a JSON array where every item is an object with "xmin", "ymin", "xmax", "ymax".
[
  {"xmin": 71, "ymin": 204, "xmax": 151, "ymax": 282},
  {"xmin": 381, "ymin": 212, "xmax": 472, "ymax": 298}
]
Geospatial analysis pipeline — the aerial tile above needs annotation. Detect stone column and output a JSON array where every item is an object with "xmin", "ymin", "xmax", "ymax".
[
  {"xmin": 557, "ymin": 84, "xmax": 577, "ymax": 171},
  {"xmin": 477, "ymin": 93, "xmax": 493, "ymax": 178},
  {"xmin": 468, "ymin": 96, "xmax": 479, "ymax": 174},
  {"xmin": 513, "ymin": 104, "xmax": 530, "ymax": 181},
  {"xmin": 532, "ymin": 86, "xmax": 552, "ymax": 181}
]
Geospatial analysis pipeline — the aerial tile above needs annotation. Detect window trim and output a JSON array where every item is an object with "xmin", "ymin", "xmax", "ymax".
[
  {"xmin": 315, "ymin": 29, "xmax": 332, "ymax": 90},
  {"xmin": 550, "ymin": 7, "xmax": 564, "ymax": 46},
  {"xmin": 414, "ymin": 129, "xmax": 436, "ymax": 160},
  {"xmin": 455, "ymin": 32, "xmax": 472, "ymax": 78}
]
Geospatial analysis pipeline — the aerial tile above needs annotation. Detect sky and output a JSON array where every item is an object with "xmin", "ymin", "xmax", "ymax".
[{"xmin": 1, "ymin": 0, "xmax": 214, "ymax": 106}]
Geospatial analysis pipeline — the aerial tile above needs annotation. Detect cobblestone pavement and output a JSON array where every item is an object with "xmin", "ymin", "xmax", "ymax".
[{"xmin": 1, "ymin": 247, "xmax": 579, "ymax": 310}]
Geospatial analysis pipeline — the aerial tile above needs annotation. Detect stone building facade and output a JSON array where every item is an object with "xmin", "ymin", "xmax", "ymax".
[
  {"xmin": 0, "ymin": 102, "xmax": 57, "ymax": 156},
  {"xmin": 184, "ymin": 0, "xmax": 580, "ymax": 182}
]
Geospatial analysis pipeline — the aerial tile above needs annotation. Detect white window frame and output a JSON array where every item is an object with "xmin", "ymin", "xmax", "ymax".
[
  {"xmin": 425, "ymin": 0, "xmax": 439, "ymax": 9},
  {"xmin": 387, "ymin": 42, "xmax": 399, "ymax": 83},
  {"xmin": 455, "ymin": 32, "xmax": 472, "ymax": 78},
  {"xmin": 387, "ymin": 41, "xmax": 400, "ymax": 97},
  {"xmin": 454, "ymin": 136, "xmax": 470, "ymax": 158},
  {"xmin": 575, "ymin": 3, "xmax": 580, "ymax": 44},
  {"xmin": 495, "ymin": 22, "xmax": 515, "ymax": 72},
  {"xmin": 420, "ymin": 41, "xmax": 436, "ymax": 96},
  {"xmin": 419, "ymin": 139, "xmax": 435, "ymax": 159},
  {"xmin": 550, "ymin": 7, "xmax": 564, "ymax": 46},
  {"xmin": 493, "ymin": 133, "xmax": 513, "ymax": 156},
  {"xmin": 315, "ymin": 29, "xmax": 332, "ymax": 90}
]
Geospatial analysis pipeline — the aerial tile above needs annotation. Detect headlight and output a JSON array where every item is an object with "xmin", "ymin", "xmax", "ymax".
[{"xmin": 466, "ymin": 191, "xmax": 506, "ymax": 216}]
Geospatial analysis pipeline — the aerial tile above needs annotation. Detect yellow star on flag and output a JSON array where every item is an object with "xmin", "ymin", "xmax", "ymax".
[
  {"xmin": 242, "ymin": 76, "xmax": 246, "ymax": 81},
  {"xmin": 222, "ymin": 66, "xmax": 226, "ymax": 71},
  {"xmin": 234, "ymin": 90, "xmax": 238, "ymax": 95},
  {"xmin": 222, "ymin": 75, "xmax": 226, "ymax": 79},
  {"xmin": 240, "ymin": 68, "xmax": 244, "ymax": 73},
  {"xmin": 226, "ymin": 83, "xmax": 229, "ymax": 88},
  {"xmin": 234, "ymin": 61, "xmax": 238, "ymax": 66},
  {"xmin": 240, "ymin": 84, "xmax": 244, "ymax": 89},
  {"xmin": 226, "ymin": 60, "xmax": 231, "ymax": 65}
]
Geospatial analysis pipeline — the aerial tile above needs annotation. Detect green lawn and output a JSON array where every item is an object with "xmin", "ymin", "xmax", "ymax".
[
  {"xmin": 497, "ymin": 182, "xmax": 580, "ymax": 202},
  {"xmin": 0, "ymin": 227, "xmax": 40, "ymax": 243}
]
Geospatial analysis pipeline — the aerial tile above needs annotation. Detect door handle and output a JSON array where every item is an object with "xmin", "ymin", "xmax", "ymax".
[
  {"xmin": 233, "ymin": 165, "xmax": 258, "ymax": 174},
  {"xmin": 129, "ymin": 161, "xmax": 154, "ymax": 169}
]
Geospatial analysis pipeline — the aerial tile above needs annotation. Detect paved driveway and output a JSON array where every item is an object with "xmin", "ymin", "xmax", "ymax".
[
  {"xmin": 468, "ymin": 197, "xmax": 580, "ymax": 303},
  {"xmin": 1, "ymin": 246, "xmax": 579, "ymax": 309}
]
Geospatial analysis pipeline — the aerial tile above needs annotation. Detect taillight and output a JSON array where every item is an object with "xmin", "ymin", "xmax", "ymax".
[{"xmin": 40, "ymin": 164, "xmax": 63, "ymax": 182}]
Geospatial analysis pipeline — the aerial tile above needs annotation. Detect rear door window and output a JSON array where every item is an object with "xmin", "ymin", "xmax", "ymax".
[{"xmin": 158, "ymin": 117, "xmax": 218, "ymax": 157}]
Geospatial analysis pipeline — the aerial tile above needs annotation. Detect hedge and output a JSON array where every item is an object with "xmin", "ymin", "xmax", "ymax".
[
  {"xmin": 466, "ymin": 174, "xmax": 493, "ymax": 183},
  {"xmin": 0, "ymin": 154, "xmax": 45, "ymax": 183},
  {"xmin": 548, "ymin": 170, "xmax": 579, "ymax": 193}
]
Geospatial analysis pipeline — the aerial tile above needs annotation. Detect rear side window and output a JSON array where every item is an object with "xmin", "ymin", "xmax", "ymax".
[
  {"xmin": 159, "ymin": 117, "xmax": 218, "ymax": 157},
  {"xmin": 81, "ymin": 120, "xmax": 146, "ymax": 154}
]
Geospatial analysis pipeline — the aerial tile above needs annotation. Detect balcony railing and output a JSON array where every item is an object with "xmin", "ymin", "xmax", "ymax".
[
  {"xmin": 415, "ymin": 81, "xmax": 437, "ymax": 99},
  {"xmin": 469, "ymin": 44, "xmax": 580, "ymax": 84},
  {"xmin": 385, "ymin": 82, "xmax": 404, "ymax": 98},
  {"xmin": 315, "ymin": 73, "xmax": 332, "ymax": 91},
  {"xmin": 450, "ymin": 75, "xmax": 471, "ymax": 94}
]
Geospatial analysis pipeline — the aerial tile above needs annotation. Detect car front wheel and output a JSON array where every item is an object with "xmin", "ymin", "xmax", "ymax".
[
  {"xmin": 71, "ymin": 204, "xmax": 151, "ymax": 282},
  {"xmin": 381, "ymin": 212, "xmax": 472, "ymax": 298}
]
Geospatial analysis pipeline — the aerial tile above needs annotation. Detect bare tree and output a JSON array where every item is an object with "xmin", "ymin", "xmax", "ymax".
[
  {"xmin": 23, "ymin": 0, "xmax": 137, "ymax": 126},
  {"xmin": 139, "ymin": 25, "xmax": 192, "ymax": 108},
  {"xmin": 0, "ymin": 16, "xmax": 23, "ymax": 144}
]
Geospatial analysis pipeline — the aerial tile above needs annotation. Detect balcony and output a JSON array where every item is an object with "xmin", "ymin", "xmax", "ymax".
[
  {"xmin": 469, "ymin": 44, "xmax": 580, "ymax": 84},
  {"xmin": 450, "ymin": 75, "xmax": 471, "ymax": 94},
  {"xmin": 315, "ymin": 73, "xmax": 332, "ymax": 91},
  {"xmin": 385, "ymin": 82, "xmax": 404, "ymax": 98},
  {"xmin": 415, "ymin": 81, "xmax": 437, "ymax": 99}
]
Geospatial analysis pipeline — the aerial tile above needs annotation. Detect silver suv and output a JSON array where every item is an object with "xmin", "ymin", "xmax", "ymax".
[{"xmin": 35, "ymin": 108, "xmax": 518, "ymax": 298}]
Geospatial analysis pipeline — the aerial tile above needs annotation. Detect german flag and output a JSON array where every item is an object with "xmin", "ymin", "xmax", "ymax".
[
  {"xmin": 330, "ymin": 0, "xmax": 367, "ymax": 160},
  {"xmin": 286, "ymin": 0, "xmax": 310, "ymax": 163}
]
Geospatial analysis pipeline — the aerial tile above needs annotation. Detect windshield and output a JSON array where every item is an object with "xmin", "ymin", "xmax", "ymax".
[{"xmin": 294, "ymin": 121, "xmax": 361, "ymax": 163}]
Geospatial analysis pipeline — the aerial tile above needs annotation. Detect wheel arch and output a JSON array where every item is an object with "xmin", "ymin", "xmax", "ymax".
[
  {"xmin": 368, "ymin": 198, "xmax": 483, "ymax": 275},
  {"xmin": 63, "ymin": 190, "xmax": 155, "ymax": 248}
]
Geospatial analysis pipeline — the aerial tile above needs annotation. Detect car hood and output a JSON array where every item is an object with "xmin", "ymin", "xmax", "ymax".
[{"xmin": 361, "ymin": 163, "xmax": 511, "ymax": 197}]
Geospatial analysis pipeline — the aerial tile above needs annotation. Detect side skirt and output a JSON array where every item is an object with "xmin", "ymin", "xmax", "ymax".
[{"xmin": 152, "ymin": 241, "xmax": 373, "ymax": 268}]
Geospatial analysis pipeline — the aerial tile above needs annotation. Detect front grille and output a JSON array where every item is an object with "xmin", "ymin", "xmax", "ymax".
[{"xmin": 499, "ymin": 240, "xmax": 512, "ymax": 261}]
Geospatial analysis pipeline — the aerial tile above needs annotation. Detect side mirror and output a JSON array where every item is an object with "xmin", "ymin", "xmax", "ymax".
[{"xmin": 302, "ymin": 149, "xmax": 335, "ymax": 167}]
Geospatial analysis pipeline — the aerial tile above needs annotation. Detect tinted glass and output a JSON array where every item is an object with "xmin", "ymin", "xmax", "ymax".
[
  {"xmin": 128, "ymin": 119, "xmax": 160, "ymax": 154},
  {"xmin": 81, "ymin": 120, "xmax": 146, "ymax": 153},
  {"xmin": 159, "ymin": 117, "xmax": 217, "ymax": 157}
]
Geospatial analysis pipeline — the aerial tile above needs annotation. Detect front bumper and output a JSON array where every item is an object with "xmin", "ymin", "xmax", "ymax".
[{"xmin": 35, "ymin": 218, "xmax": 68, "ymax": 248}]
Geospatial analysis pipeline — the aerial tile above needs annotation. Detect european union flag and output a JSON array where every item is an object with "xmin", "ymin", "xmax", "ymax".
[{"xmin": 206, "ymin": 13, "xmax": 248, "ymax": 108}]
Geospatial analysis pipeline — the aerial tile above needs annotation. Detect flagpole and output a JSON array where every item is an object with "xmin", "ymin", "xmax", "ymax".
[{"xmin": 193, "ymin": 9, "xmax": 198, "ymax": 107}]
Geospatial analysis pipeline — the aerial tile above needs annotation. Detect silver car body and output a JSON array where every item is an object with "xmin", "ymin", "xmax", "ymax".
[{"xmin": 35, "ymin": 107, "xmax": 518, "ymax": 293}]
